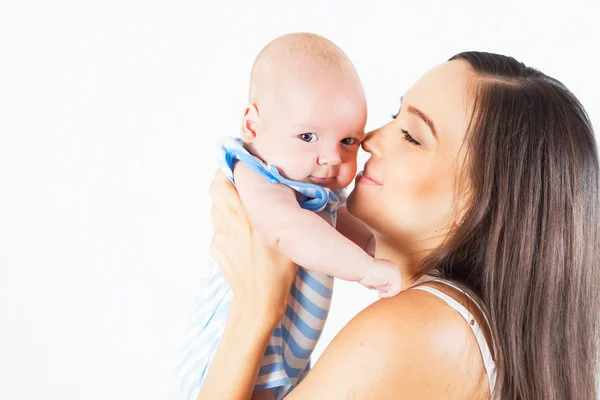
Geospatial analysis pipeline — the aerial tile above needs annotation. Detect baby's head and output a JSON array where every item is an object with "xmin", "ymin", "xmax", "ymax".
[{"xmin": 241, "ymin": 33, "xmax": 367, "ymax": 191}]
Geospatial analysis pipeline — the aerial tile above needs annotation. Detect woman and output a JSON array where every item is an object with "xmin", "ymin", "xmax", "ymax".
[{"xmin": 202, "ymin": 52, "xmax": 599, "ymax": 399}]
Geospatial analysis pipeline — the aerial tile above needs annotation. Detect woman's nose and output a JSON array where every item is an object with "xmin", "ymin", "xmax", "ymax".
[{"xmin": 361, "ymin": 129, "xmax": 382, "ymax": 156}]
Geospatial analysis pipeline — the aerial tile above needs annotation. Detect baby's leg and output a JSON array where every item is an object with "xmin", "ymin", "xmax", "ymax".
[{"xmin": 251, "ymin": 389, "xmax": 275, "ymax": 400}]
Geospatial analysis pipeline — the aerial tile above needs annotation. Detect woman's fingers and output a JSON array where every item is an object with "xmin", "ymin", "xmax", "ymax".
[
  {"xmin": 210, "ymin": 204, "xmax": 225, "ymax": 234},
  {"xmin": 209, "ymin": 239, "xmax": 228, "ymax": 273},
  {"xmin": 209, "ymin": 170, "xmax": 252, "ymax": 228},
  {"xmin": 209, "ymin": 170, "xmax": 243, "ymax": 210},
  {"xmin": 208, "ymin": 170, "xmax": 231, "ymax": 199},
  {"xmin": 207, "ymin": 168, "xmax": 298, "ymax": 321}
]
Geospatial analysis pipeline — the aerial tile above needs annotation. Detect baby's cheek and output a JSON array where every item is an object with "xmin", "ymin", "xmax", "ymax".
[
  {"xmin": 270, "ymin": 161, "xmax": 306, "ymax": 182},
  {"xmin": 279, "ymin": 153, "xmax": 311, "ymax": 178},
  {"xmin": 338, "ymin": 162, "xmax": 358, "ymax": 187}
]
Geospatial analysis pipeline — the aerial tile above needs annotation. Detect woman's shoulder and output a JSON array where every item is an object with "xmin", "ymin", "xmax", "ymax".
[
  {"xmin": 356, "ymin": 287, "xmax": 477, "ymax": 358},
  {"xmin": 289, "ymin": 287, "xmax": 490, "ymax": 399}
]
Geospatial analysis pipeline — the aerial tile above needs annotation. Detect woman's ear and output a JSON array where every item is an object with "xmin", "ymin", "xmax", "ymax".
[{"xmin": 241, "ymin": 104, "xmax": 260, "ymax": 143}]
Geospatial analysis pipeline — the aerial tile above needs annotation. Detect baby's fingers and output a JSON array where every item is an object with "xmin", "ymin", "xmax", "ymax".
[{"xmin": 378, "ymin": 284, "xmax": 402, "ymax": 299}]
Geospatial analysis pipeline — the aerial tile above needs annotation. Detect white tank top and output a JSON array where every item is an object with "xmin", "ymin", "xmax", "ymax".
[{"xmin": 410, "ymin": 276, "xmax": 497, "ymax": 396}]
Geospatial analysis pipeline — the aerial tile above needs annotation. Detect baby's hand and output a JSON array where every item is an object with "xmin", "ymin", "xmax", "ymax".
[{"xmin": 359, "ymin": 259, "xmax": 402, "ymax": 298}]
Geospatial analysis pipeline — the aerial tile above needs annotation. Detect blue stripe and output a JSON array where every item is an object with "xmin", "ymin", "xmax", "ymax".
[
  {"xmin": 254, "ymin": 377, "xmax": 292, "ymax": 391},
  {"xmin": 281, "ymin": 350, "xmax": 303, "ymax": 378},
  {"xmin": 259, "ymin": 362, "xmax": 284, "ymax": 376},
  {"xmin": 280, "ymin": 324, "xmax": 312, "ymax": 361},
  {"xmin": 272, "ymin": 327, "xmax": 282, "ymax": 337},
  {"xmin": 289, "ymin": 284, "xmax": 329, "ymax": 320},
  {"xmin": 267, "ymin": 332, "xmax": 305, "ymax": 378},
  {"xmin": 284, "ymin": 305, "xmax": 321, "ymax": 340},
  {"xmin": 282, "ymin": 352, "xmax": 304, "ymax": 378},
  {"xmin": 264, "ymin": 345, "xmax": 283, "ymax": 356},
  {"xmin": 297, "ymin": 268, "xmax": 333, "ymax": 298}
]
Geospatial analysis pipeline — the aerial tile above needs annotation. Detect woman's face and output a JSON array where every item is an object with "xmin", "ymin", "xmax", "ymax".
[{"xmin": 347, "ymin": 60, "xmax": 475, "ymax": 249}]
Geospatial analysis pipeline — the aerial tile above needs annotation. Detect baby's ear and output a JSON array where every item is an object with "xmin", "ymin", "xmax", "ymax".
[{"xmin": 241, "ymin": 104, "xmax": 260, "ymax": 143}]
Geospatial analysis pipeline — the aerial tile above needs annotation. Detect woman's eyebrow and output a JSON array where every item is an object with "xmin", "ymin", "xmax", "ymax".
[
  {"xmin": 400, "ymin": 97, "xmax": 438, "ymax": 140},
  {"xmin": 407, "ymin": 105, "xmax": 438, "ymax": 140}
]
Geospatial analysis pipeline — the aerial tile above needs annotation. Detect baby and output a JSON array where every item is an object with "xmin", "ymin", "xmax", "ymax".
[{"xmin": 177, "ymin": 33, "xmax": 402, "ymax": 400}]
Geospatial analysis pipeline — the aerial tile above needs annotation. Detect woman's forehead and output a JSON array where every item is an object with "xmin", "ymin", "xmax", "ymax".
[{"xmin": 403, "ymin": 60, "xmax": 475, "ymax": 146}]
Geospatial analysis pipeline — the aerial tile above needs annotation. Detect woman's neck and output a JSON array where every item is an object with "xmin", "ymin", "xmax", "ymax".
[{"xmin": 373, "ymin": 235, "xmax": 440, "ymax": 290}]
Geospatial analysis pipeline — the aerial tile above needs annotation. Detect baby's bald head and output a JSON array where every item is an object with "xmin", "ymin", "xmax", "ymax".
[
  {"xmin": 248, "ymin": 33, "xmax": 362, "ymax": 106},
  {"xmin": 241, "ymin": 33, "xmax": 367, "ymax": 190}
]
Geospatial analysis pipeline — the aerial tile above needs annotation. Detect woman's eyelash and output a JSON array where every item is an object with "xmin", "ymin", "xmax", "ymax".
[
  {"xmin": 392, "ymin": 109, "xmax": 420, "ymax": 146},
  {"xmin": 402, "ymin": 129, "xmax": 421, "ymax": 146},
  {"xmin": 393, "ymin": 101, "xmax": 418, "ymax": 146}
]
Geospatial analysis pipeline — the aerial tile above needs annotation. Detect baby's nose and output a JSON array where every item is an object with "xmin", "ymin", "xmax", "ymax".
[{"xmin": 317, "ymin": 151, "xmax": 342, "ymax": 166}]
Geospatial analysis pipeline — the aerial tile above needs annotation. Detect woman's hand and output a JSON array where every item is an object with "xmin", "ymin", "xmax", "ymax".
[{"xmin": 208, "ymin": 170, "xmax": 297, "ymax": 325}]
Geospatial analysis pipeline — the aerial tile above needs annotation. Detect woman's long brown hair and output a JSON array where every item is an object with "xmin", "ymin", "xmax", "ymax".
[{"xmin": 423, "ymin": 52, "xmax": 599, "ymax": 399}]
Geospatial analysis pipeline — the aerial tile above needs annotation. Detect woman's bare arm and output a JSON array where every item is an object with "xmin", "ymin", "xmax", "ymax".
[
  {"xmin": 200, "ymin": 171, "xmax": 297, "ymax": 400},
  {"xmin": 285, "ymin": 289, "xmax": 488, "ymax": 399},
  {"xmin": 198, "ymin": 302, "xmax": 277, "ymax": 400}
]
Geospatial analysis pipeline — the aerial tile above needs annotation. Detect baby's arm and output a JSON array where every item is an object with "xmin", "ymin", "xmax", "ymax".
[
  {"xmin": 335, "ymin": 206, "xmax": 376, "ymax": 256},
  {"xmin": 233, "ymin": 162, "xmax": 372, "ymax": 282}
]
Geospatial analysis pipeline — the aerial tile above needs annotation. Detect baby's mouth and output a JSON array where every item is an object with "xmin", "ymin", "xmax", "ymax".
[{"xmin": 308, "ymin": 176, "xmax": 336, "ymax": 185}]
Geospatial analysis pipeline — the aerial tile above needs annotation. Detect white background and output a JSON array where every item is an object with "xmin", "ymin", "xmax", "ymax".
[{"xmin": 1, "ymin": 1, "xmax": 599, "ymax": 399}]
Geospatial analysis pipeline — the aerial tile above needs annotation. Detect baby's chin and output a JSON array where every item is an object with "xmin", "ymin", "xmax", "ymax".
[
  {"xmin": 305, "ymin": 176, "xmax": 351, "ymax": 191},
  {"xmin": 277, "ymin": 168, "xmax": 351, "ymax": 190}
]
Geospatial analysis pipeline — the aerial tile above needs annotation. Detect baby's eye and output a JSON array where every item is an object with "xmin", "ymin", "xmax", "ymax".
[
  {"xmin": 341, "ymin": 137, "xmax": 358, "ymax": 145},
  {"xmin": 299, "ymin": 133, "xmax": 318, "ymax": 143}
]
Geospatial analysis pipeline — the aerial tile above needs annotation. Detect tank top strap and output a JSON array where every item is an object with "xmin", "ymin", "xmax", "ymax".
[{"xmin": 409, "ymin": 277, "xmax": 497, "ymax": 395}]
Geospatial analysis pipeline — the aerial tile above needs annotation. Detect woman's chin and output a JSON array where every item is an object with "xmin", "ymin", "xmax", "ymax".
[{"xmin": 345, "ymin": 189, "xmax": 366, "ymax": 218}]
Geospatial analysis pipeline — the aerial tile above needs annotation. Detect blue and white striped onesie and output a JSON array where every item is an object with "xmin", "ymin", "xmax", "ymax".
[{"xmin": 177, "ymin": 137, "xmax": 346, "ymax": 400}]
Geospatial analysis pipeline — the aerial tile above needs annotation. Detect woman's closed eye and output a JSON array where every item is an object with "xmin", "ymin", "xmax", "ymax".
[
  {"xmin": 299, "ymin": 133, "xmax": 318, "ymax": 143},
  {"xmin": 392, "ymin": 113, "xmax": 421, "ymax": 146},
  {"xmin": 401, "ymin": 130, "xmax": 421, "ymax": 146}
]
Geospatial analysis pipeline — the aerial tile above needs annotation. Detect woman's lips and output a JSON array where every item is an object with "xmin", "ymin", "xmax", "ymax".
[{"xmin": 356, "ymin": 171, "xmax": 382, "ymax": 186}]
